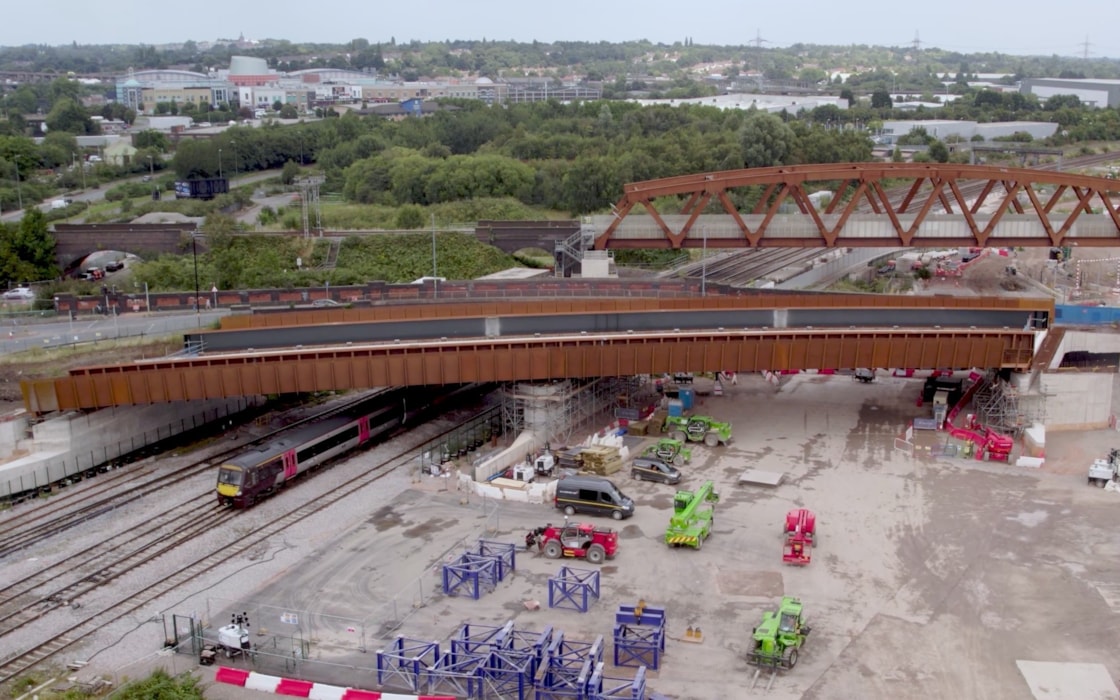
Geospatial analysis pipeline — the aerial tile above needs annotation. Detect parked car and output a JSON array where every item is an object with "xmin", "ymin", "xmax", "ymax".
[
  {"xmin": 105, "ymin": 260, "xmax": 125, "ymax": 272},
  {"xmin": 311, "ymin": 298, "xmax": 342, "ymax": 307},
  {"xmin": 630, "ymin": 457, "xmax": 682, "ymax": 485},
  {"xmin": 2, "ymin": 287, "xmax": 35, "ymax": 301}
]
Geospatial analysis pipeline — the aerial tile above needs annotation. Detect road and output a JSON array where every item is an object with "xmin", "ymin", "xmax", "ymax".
[
  {"xmin": 0, "ymin": 309, "xmax": 229, "ymax": 355},
  {"xmin": 0, "ymin": 170, "xmax": 281, "ymax": 225}
]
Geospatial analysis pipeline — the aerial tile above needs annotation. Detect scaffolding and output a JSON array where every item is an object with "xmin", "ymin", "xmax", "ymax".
[
  {"xmin": 502, "ymin": 378, "xmax": 640, "ymax": 445},
  {"xmin": 298, "ymin": 176, "xmax": 325, "ymax": 237},
  {"xmin": 973, "ymin": 371, "xmax": 1046, "ymax": 437}
]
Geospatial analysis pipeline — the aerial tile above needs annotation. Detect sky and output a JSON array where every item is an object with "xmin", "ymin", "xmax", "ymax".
[{"xmin": 3, "ymin": 0, "xmax": 1120, "ymax": 59}]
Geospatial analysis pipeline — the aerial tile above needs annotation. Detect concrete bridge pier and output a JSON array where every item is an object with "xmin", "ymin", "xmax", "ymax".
[{"xmin": 0, "ymin": 396, "xmax": 262, "ymax": 500}]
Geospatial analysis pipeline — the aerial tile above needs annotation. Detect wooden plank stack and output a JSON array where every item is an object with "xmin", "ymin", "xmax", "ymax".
[
  {"xmin": 557, "ymin": 447, "xmax": 586, "ymax": 471},
  {"xmin": 579, "ymin": 446, "xmax": 624, "ymax": 476}
]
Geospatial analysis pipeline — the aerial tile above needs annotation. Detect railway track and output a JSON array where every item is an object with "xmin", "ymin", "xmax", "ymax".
[
  {"xmin": 0, "ymin": 496, "xmax": 232, "ymax": 638},
  {"xmin": 0, "ymin": 390, "xmax": 390, "ymax": 559},
  {"xmin": 661, "ymin": 150, "xmax": 1120, "ymax": 288},
  {"xmin": 0, "ymin": 411, "xmax": 484, "ymax": 688}
]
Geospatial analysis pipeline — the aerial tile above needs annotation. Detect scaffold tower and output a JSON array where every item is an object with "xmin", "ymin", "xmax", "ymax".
[
  {"xmin": 973, "ymin": 371, "xmax": 1046, "ymax": 437},
  {"xmin": 502, "ymin": 378, "xmax": 642, "ymax": 445},
  {"xmin": 298, "ymin": 176, "xmax": 325, "ymax": 237}
]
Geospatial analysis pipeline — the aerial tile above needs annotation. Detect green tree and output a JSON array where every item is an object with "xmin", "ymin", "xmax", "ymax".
[
  {"xmin": 134, "ymin": 129, "xmax": 170, "ymax": 152},
  {"xmin": 202, "ymin": 213, "xmax": 243, "ymax": 289},
  {"xmin": 45, "ymin": 97, "xmax": 96, "ymax": 135},
  {"xmin": 927, "ymin": 140, "xmax": 950, "ymax": 163},
  {"xmin": 870, "ymin": 90, "xmax": 893, "ymax": 110},
  {"xmin": 281, "ymin": 159, "xmax": 300, "ymax": 185},
  {"xmin": 739, "ymin": 112, "xmax": 796, "ymax": 168},
  {"xmin": 13, "ymin": 208, "xmax": 58, "ymax": 280}
]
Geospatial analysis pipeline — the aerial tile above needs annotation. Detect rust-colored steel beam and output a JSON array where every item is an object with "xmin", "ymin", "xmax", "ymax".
[
  {"xmin": 22, "ymin": 328, "xmax": 1036, "ymax": 414},
  {"xmin": 593, "ymin": 163, "xmax": 1120, "ymax": 249},
  {"xmin": 216, "ymin": 294, "xmax": 1054, "ymax": 331}
]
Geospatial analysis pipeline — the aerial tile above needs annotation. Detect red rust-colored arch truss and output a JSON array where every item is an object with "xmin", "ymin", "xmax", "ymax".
[{"xmin": 594, "ymin": 162, "xmax": 1120, "ymax": 249}]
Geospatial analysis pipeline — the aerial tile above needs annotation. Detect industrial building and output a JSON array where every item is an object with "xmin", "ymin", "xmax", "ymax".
[
  {"xmin": 879, "ymin": 119, "xmax": 1059, "ymax": 144},
  {"xmin": 1020, "ymin": 78, "xmax": 1120, "ymax": 108}
]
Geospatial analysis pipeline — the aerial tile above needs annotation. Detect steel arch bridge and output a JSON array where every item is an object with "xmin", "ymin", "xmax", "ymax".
[{"xmin": 592, "ymin": 162, "xmax": 1120, "ymax": 250}]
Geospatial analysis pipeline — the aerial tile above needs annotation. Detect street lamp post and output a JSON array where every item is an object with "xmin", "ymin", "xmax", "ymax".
[
  {"xmin": 230, "ymin": 141, "xmax": 237, "ymax": 180},
  {"xmin": 431, "ymin": 212, "xmax": 438, "ymax": 299},
  {"xmin": 191, "ymin": 236, "xmax": 201, "ymax": 327},
  {"xmin": 701, "ymin": 226, "xmax": 707, "ymax": 297},
  {"xmin": 13, "ymin": 161, "xmax": 22, "ymax": 211},
  {"xmin": 218, "ymin": 148, "xmax": 223, "ymax": 179}
]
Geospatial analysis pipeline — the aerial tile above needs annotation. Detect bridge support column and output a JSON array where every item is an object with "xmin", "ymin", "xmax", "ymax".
[{"xmin": 504, "ymin": 379, "xmax": 623, "ymax": 445}]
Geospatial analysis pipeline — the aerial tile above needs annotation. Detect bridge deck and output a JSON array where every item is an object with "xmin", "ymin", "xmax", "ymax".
[{"xmin": 21, "ymin": 294, "xmax": 1052, "ymax": 414}]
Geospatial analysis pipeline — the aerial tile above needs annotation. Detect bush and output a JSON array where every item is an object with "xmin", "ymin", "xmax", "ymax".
[{"xmin": 394, "ymin": 204, "xmax": 425, "ymax": 229}]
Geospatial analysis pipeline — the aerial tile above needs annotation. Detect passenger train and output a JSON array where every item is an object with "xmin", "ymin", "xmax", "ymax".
[{"xmin": 216, "ymin": 385, "xmax": 483, "ymax": 507}]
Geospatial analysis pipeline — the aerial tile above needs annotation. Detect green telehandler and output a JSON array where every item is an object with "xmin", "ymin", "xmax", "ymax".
[
  {"xmin": 642, "ymin": 437, "xmax": 692, "ymax": 466},
  {"xmin": 747, "ymin": 596, "xmax": 811, "ymax": 671},
  {"xmin": 663, "ymin": 415, "xmax": 732, "ymax": 447}
]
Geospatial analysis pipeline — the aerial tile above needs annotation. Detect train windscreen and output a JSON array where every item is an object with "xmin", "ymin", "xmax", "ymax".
[{"xmin": 217, "ymin": 466, "xmax": 243, "ymax": 485}]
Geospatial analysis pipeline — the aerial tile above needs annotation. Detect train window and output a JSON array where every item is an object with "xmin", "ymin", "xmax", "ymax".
[
  {"xmin": 297, "ymin": 425, "xmax": 360, "ymax": 464},
  {"xmin": 217, "ymin": 468, "xmax": 242, "ymax": 485}
]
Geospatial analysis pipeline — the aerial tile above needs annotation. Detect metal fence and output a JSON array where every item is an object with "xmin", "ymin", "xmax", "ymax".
[
  {"xmin": 1, "ymin": 399, "xmax": 256, "ymax": 501},
  {"xmin": 0, "ymin": 309, "xmax": 227, "ymax": 355},
  {"xmin": 159, "ymin": 497, "xmax": 503, "ymax": 690}
]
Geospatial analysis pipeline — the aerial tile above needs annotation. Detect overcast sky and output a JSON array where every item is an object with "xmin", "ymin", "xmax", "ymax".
[{"xmin": 4, "ymin": 0, "xmax": 1119, "ymax": 59}]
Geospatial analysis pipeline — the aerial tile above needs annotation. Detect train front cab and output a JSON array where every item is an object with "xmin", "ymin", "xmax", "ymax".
[{"xmin": 217, "ymin": 464, "xmax": 244, "ymax": 506}]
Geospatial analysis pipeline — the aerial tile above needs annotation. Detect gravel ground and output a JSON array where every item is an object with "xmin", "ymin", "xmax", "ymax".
[{"xmin": 10, "ymin": 373, "xmax": 1114, "ymax": 700}]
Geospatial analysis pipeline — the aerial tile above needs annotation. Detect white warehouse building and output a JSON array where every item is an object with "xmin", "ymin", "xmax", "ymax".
[
  {"xmin": 880, "ymin": 120, "xmax": 1059, "ymax": 144},
  {"xmin": 1020, "ymin": 78, "xmax": 1120, "ymax": 108}
]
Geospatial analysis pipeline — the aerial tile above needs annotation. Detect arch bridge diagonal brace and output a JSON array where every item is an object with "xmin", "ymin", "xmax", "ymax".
[
  {"xmin": 1041, "ymin": 184, "xmax": 1067, "ymax": 214},
  {"xmin": 787, "ymin": 185, "xmax": 836, "ymax": 246},
  {"xmin": 1022, "ymin": 185, "xmax": 1060, "ymax": 245},
  {"xmin": 752, "ymin": 183, "xmax": 779, "ymax": 215},
  {"xmin": 679, "ymin": 191, "xmax": 715, "ymax": 242},
  {"xmin": 1056, "ymin": 186, "xmax": 1099, "ymax": 239},
  {"xmin": 594, "ymin": 199, "xmax": 635, "ymax": 249},
  {"xmin": 869, "ymin": 180, "xmax": 909, "ymax": 245},
  {"xmin": 1072, "ymin": 186, "xmax": 1095, "ymax": 214},
  {"xmin": 680, "ymin": 190, "xmax": 704, "ymax": 215},
  {"xmin": 827, "ymin": 181, "xmax": 872, "ymax": 241},
  {"xmin": 978, "ymin": 180, "xmax": 1023, "ymax": 245},
  {"xmin": 715, "ymin": 190, "xmax": 757, "ymax": 245},
  {"xmin": 756, "ymin": 183, "xmax": 795, "ymax": 242},
  {"xmin": 897, "ymin": 177, "xmax": 926, "ymax": 214},
  {"xmin": 1003, "ymin": 180, "xmax": 1026, "ymax": 214},
  {"xmin": 1099, "ymin": 186, "xmax": 1120, "ymax": 233},
  {"xmin": 905, "ymin": 177, "xmax": 950, "ymax": 240},
  {"xmin": 970, "ymin": 179, "xmax": 997, "ymax": 215},
  {"xmin": 824, "ymin": 180, "xmax": 851, "ymax": 214},
  {"xmin": 946, "ymin": 178, "xmax": 983, "ymax": 241}
]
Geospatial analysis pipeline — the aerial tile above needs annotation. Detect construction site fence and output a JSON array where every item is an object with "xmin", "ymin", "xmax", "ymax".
[
  {"xmin": 159, "ymin": 497, "xmax": 502, "ymax": 688},
  {"xmin": 1054, "ymin": 303, "xmax": 1120, "ymax": 326}
]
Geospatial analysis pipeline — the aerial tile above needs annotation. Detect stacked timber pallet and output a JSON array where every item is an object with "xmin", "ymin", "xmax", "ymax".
[
  {"xmin": 579, "ymin": 446, "xmax": 624, "ymax": 476},
  {"xmin": 557, "ymin": 448, "xmax": 586, "ymax": 471}
]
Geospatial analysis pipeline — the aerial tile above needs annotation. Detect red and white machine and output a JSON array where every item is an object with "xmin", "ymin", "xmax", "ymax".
[{"xmin": 782, "ymin": 508, "xmax": 816, "ymax": 566}]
